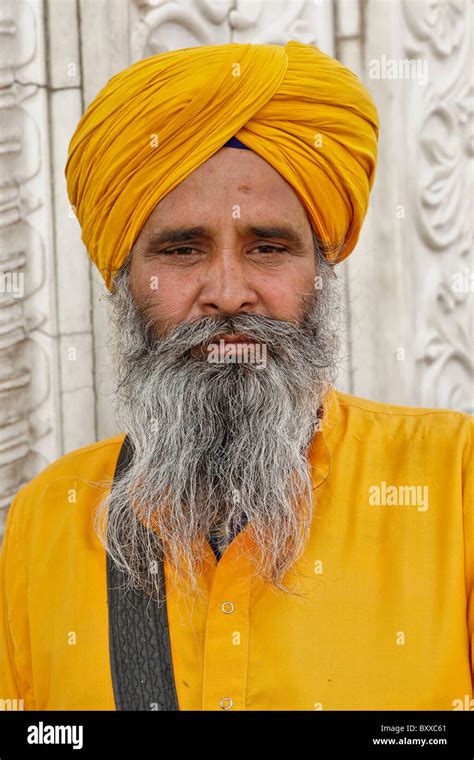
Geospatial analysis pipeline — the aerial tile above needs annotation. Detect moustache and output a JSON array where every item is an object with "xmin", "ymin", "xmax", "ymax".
[{"xmin": 146, "ymin": 311, "xmax": 315, "ymax": 359}]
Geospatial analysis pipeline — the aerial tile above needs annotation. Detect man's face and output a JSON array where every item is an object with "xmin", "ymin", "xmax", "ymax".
[
  {"xmin": 128, "ymin": 147, "xmax": 317, "ymax": 335},
  {"xmin": 101, "ymin": 147, "xmax": 341, "ymax": 601}
]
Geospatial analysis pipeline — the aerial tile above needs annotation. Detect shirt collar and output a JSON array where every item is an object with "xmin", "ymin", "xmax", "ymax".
[{"xmin": 308, "ymin": 383, "xmax": 341, "ymax": 489}]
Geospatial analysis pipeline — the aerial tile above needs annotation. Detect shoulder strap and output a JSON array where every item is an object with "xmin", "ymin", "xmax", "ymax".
[{"xmin": 106, "ymin": 435, "xmax": 180, "ymax": 711}]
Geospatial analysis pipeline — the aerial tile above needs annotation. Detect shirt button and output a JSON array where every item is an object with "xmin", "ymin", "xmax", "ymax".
[
  {"xmin": 220, "ymin": 697, "xmax": 233, "ymax": 710},
  {"xmin": 221, "ymin": 601, "xmax": 234, "ymax": 614}
]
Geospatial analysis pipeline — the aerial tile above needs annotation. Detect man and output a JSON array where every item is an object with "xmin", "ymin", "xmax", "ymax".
[{"xmin": 0, "ymin": 41, "xmax": 472, "ymax": 712}]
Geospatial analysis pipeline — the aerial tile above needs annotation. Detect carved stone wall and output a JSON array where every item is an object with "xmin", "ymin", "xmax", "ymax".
[
  {"xmin": 0, "ymin": 0, "xmax": 472, "ymax": 534},
  {"xmin": 0, "ymin": 0, "xmax": 96, "ymax": 534},
  {"xmin": 404, "ymin": 0, "xmax": 473, "ymax": 412},
  {"xmin": 338, "ymin": 0, "xmax": 473, "ymax": 411}
]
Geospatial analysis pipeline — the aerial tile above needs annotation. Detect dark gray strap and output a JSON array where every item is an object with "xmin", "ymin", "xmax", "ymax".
[{"xmin": 106, "ymin": 435, "xmax": 180, "ymax": 711}]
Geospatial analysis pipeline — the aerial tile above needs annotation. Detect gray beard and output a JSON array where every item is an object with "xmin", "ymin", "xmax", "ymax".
[{"xmin": 95, "ymin": 256, "xmax": 342, "ymax": 603}]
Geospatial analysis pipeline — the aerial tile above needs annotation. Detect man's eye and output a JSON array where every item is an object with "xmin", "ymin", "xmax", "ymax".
[
  {"xmin": 252, "ymin": 246, "xmax": 287, "ymax": 254},
  {"xmin": 158, "ymin": 245, "xmax": 286, "ymax": 257},
  {"xmin": 161, "ymin": 247, "xmax": 198, "ymax": 256}
]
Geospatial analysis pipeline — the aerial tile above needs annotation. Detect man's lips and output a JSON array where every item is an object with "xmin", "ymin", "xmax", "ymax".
[
  {"xmin": 190, "ymin": 333, "xmax": 260, "ymax": 356},
  {"xmin": 209, "ymin": 333, "xmax": 258, "ymax": 344}
]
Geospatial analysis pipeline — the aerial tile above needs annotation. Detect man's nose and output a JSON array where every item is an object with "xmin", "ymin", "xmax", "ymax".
[{"xmin": 197, "ymin": 251, "xmax": 259, "ymax": 315}]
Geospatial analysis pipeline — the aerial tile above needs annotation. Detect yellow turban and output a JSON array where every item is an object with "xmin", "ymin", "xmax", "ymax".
[{"xmin": 65, "ymin": 41, "xmax": 379, "ymax": 290}]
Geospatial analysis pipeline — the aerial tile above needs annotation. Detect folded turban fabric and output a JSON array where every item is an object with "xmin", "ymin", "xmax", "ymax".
[{"xmin": 65, "ymin": 41, "xmax": 379, "ymax": 290}]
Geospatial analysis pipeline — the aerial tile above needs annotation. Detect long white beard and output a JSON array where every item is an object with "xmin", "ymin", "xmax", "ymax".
[{"xmin": 95, "ymin": 252, "xmax": 342, "ymax": 602}]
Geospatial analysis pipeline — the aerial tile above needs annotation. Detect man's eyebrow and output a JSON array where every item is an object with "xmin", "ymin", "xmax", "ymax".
[
  {"xmin": 246, "ymin": 225, "xmax": 305, "ymax": 246},
  {"xmin": 143, "ymin": 224, "xmax": 305, "ymax": 251},
  {"xmin": 145, "ymin": 227, "xmax": 210, "ymax": 248}
]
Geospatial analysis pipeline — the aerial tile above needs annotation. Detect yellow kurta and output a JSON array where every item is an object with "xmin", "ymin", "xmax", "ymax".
[{"xmin": 1, "ymin": 387, "xmax": 472, "ymax": 711}]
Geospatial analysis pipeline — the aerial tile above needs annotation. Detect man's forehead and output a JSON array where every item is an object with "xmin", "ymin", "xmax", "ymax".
[{"xmin": 155, "ymin": 147, "xmax": 291, "ymax": 198}]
